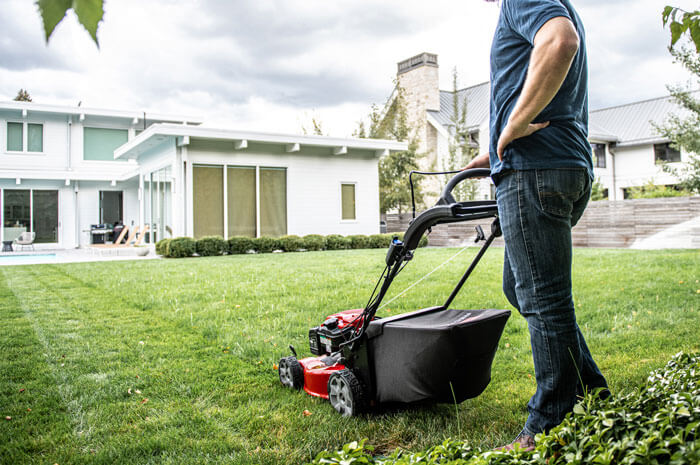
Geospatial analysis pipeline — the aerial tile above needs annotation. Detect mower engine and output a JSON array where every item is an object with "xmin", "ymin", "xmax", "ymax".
[{"xmin": 308, "ymin": 309, "xmax": 363, "ymax": 355}]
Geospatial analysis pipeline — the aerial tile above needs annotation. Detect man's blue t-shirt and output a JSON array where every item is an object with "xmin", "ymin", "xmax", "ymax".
[{"xmin": 489, "ymin": 0, "xmax": 593, "ymax": 181}]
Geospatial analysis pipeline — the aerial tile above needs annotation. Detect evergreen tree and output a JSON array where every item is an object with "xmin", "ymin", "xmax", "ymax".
[
  {"xmin": 441, "ymin": 69, "xmax": 478, "ymax": 201},
  {"xmin": 14, "ymin": 89, "xmax": 32, "ymax": 102}
]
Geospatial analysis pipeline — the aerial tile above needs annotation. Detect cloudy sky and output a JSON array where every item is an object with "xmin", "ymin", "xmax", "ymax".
[{"xmin": 0, "ymin": 0, "xmax": 697, "ymax": 136}]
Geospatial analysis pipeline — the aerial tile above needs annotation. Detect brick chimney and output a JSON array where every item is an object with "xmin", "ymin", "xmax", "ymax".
[{"xmin": 396, "ymin": 53, "xmax": 441, "ymax": 182}]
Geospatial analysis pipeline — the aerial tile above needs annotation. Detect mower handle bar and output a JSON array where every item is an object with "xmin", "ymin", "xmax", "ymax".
[{"xmin": 437, "ymin": 168, "xmax": 491, "ymax": 205}]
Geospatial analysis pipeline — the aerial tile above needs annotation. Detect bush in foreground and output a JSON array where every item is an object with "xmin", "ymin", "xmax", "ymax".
[
  {"xmin": 155, "ymin": 238, "xmax": 171, "ymax": 256},
  {"xmin": 279, "ymin": 235, "xmax": 304, "ymax": 252},
  {"xmin": 308, "ymin": 351, "xmax": 700, "ymax": 464},
  {"xmin": 253, "ymin": 236, "xmax": 280, "ymax": 254},
  {"xmin": 195, "ymin": 236, "xmax": 227, "ymax": 256},
  {"xmin": 228, "ymin": 236, "xmax": 255, "ymax": 254},
  {"xmin": 166, "ymin": 237, "xmax": 195, "ymax": 258},
  {"xmin": 302, "ymin": 234, "xmax": 325, "ymax": 251},
  {"xmin": 325, "ymin": 234, "xmax": 351, "ymax": 250}
]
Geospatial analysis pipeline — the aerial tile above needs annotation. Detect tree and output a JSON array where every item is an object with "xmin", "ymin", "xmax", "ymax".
[
  {"xmin": 590, "ymin": 178, "xmax": 607, "ymax": 201},
  {"xmin": 441, "ymin": 68, "xmax": 478, "ymax": 201},
  {"xmin": 657, "ymin": 7, "xmax": 700, "ymax": 194},
  {"xmin": 356, "ymin": 85, "xmax": 424, "ymax": 214},
  {"xmin": 35, "ymin": 0, "xmax": 104, "ymax": 46},
  {"xmin": 14, "ymin": 89, "xmax": 32, "ymax": 102},
  {"xmin": 300, "ymin": 114, "xmax": 325, "ymax": 136},
  {"xmin": 663, "ymin": 6, "xmax": 700, "ymax": 52}
]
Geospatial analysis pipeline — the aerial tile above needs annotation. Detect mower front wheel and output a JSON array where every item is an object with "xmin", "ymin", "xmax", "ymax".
[
  {"xmin": 328, "ymin": 369, "xmax": 366, "ymax": 417},
  {"xmin": 279, "ymin": 356, "xmax": 304, "ymax": 390}
]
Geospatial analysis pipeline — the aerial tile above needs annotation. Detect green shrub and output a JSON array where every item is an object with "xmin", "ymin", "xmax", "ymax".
[
  {"xmin": 302, "ymin": 234, "xmax": 325, "ymax": 251},
  {"xmin": 368, "ymin": 234, "xmax": 392, "ymax": 249},
  {"xmin": 278, "ymin": 235, "xmax": 303, "ymax": 252},
  {"xmin": 347, "ymin": 234, "xmax": 370, "ymax": 249},
  {"xmin": 155, "ymin": 238, "xmax": 171, "ymax": 256},
  {"xmin": 325, "ymin": 234, "xmax": 351, "ymax": 250},
  {"xmin": 310, "ymin": 352, "xmax": 700, "ymax": 465},
  {"xmin": 418, "ymin": 235, "xmax": 428, "ymax": 248},
  {"xmin": 252, "ymin": 236, "xmax": 280, "ymax": 253},
  {"xmin": 166, "ymin": 237, "xmax": 195, "ymax": 258},
  {"xmin": 195, "ymin": 236, "xmax": 227, "ymax": 256},
  {"xmin": 228, "ymin": 236, "xmax": 255, "ymax": 254}
]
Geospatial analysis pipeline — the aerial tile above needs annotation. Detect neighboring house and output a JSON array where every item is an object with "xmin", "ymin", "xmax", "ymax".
[
  {"xmin": 390, "ymin": 52, "xmax": 694, "ymax": 203},
  {"xmin": 0, "ymin": 101, "xmax": 405, "ymax": 249}
]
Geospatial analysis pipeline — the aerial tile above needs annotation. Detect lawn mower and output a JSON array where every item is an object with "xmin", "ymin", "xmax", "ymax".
[{"xmin": 278, "ymin": 168, "xmax": 511, "ymax": 416}]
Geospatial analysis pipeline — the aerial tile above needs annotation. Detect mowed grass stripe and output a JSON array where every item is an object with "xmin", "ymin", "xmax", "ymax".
[
  {"xmin": 0, "ymin": 269, "xmax": 79, "ymax": 465},
  {"xmin": 2, "ymin": 265, "xmax": 273, "ymax": 464}
]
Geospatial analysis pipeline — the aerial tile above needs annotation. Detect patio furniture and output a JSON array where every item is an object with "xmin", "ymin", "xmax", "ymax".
[
  {"xmin": 2, "ymin": 240, "xmax": 12, "ymax": 252},
  {"xmin": 14, "ymin": 232, "xmax": 36, "ymax": 251}
]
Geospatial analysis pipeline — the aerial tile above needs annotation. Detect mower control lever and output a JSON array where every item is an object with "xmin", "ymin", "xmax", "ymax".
[{"xmin": 474, "ymin": 225, "xmax": 486, "ymax": 243}]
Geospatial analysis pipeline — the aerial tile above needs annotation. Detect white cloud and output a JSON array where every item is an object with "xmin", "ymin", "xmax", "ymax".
[{"xmin": 0, "ymin": 0, "xmax": 696, "ymax": 136}]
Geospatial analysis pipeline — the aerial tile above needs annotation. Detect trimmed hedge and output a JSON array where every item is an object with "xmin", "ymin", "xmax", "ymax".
[
  {"xmin": 253, "ymin": 236, "xmax": 280, "ymax": 254},
  {"xmin": 195, "ymin": 236, "xmax": 227, "ymax": 256},
  {"xmin": 228, "ymin": 236, "xmax": 255, "ymax": 254},
  {"xmin": 302, "ymin": 234, "xmax": 325, "ymax": 251},
  {"xmin": 347, "ymin": 235, "xmax": 370, "ymax": 249},
  {"xmin": 155, "ymin": 238, "xmax": 171, "ymax": 256},
  {"xmin": 166, "ymin": 237, "xmax": 195, "ymax": 258},
  {"xmin": 309, "ymin": 352, "xmax": 700, "ymax": 465},
  {"xmin": 160, "ymin": 232, "xmax": 428, "ymax": 258},
  {"xmin": 325, "ymin": 234, "xmax": 351, "ymax": 250},
  {"xmin": 279, "ymin": 235, "xmax": 304, "ymax": 252}
]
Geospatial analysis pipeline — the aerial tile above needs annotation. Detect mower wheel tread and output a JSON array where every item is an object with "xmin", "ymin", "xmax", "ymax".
[
  {"xmin": 328, "ymin": 369, "xmax": 366, "ymax": 417},
  {"xmin": 279, "ymin": 356, "xmax": 304, "ymax": 390}
]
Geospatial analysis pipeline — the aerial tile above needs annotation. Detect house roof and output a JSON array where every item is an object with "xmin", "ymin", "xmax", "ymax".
[
  {"xmin": 115, "ymin": 124, "xmax": 408, "ymax": 160},
  {"xmin": 0, "ymin": 101, "xmax": 203, "ymax": 125},
  {"xmin": 589, "ymin": 95, "xmax": 690, "ymax": 147},
  {"xmin": 428, "ymin": 85, "xmax": 690, "ymax": 148},
  {"xmin": 428, "ymin": 82, "xmax": 490, "ymax": 132}
]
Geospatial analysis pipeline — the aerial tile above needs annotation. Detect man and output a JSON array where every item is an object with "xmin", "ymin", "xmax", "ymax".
[{"xmin": 464, "ymin": 0, "xmax": 608, "ymax": 451}]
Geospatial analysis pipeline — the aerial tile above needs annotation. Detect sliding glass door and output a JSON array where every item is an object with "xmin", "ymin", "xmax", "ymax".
[
  {"xmin": 32, "ymin": 190, "xmax": 58, "ymax": 243},
  {"xmin": 192, "ymin": 165, "xmax": 287, "ymax": 239},
  {"xmin": 2, "ymin": 189, "xmax": 58, "ymax": 243}
]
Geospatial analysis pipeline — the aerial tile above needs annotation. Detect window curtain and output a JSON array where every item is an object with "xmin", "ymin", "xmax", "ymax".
[
  {"xmin": 260, "ymin": 168, "xmax": 287, "ymax": 237},
  {"xmin": 193, "ymin": 165, "xmax": 224, "ymax": 238},
  {"xmin": 227, "ymin": 166, "xmax": 256, "ymax": 237},
  {"xmin": 341, "ymin": 184, "xmax": 356, "ymax": 220}
]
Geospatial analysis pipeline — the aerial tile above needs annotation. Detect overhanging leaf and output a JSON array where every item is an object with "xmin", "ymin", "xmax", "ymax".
[
  {"xmin": 35, "ymin": 0, "xmax": 72, "ymax": 41},
  {"xmin": 73, "ymin": 0, "xmax": 104, "ymax": 45}
]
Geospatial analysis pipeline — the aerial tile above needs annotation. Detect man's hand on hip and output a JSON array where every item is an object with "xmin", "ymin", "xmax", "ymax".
[{"xmin": 497, "ymin": 119, "xmax": 550, "ymax": 160}]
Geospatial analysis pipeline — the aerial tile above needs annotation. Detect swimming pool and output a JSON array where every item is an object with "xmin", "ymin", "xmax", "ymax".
[{"xmin": 0, "ymin": 253, "xmax": 58, "ymax": 266}]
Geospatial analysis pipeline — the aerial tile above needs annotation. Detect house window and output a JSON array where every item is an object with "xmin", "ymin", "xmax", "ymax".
[
  {"xmin": 2, "ymin": 189, "xmax": 58, "ymax": 243},
  {"xmin": 193, "ymin": 165, "xmax": 224, "ymax": 238},
  {"xmin": 260, "ymin": 168, "xmax": 287, "ymax": 237},
  {"xmin": 593, "ymin": 143, "xmax": 606, "ymax": 168},
  {"xmin": 654, "ymin": 143, "xmax": 681, "ymax": 163},
  {"xmin": 227, "ymin": 166, "xmax": 256, "ymax": 237},
  {"xmin": 192, "ymin": 165, "xmax": 287, "ymax": 239},
  {"xmin": 6, "ymin": 122, "xmax": 43, "ymax": 152},
  {"xmin": 83, "ymin": 127, "xmax": 128, "ymax": 161},
  {"xmin": 341, "ymin": 183, "xmax": 356, "ymax": 220}
]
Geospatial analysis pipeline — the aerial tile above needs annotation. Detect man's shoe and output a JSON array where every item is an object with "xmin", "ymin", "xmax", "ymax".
[{"xmin": 497, "ymin": 432, "xmax": 535, "ymax": 452}]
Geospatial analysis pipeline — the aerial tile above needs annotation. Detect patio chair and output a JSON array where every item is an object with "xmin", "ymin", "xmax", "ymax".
[
  {"xmin": 110, "ymin": 225, "xmax": 129, "ymax": 247},
  {"xmin": 14, "ymin": 232, "xmax": 36, "ymax": 251},
  {"xmin": 133, "ymin": 224, "xmax": 149, "ymax": 246}
]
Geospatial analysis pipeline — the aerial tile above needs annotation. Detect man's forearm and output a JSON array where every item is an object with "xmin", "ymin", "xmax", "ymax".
[{"xmin": 507, "ymin": 17, "xmax": 579, "ymax": 128}]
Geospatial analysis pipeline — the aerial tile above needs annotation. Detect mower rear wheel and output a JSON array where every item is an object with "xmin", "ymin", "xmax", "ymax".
[
  {"xmin": 279, "ymin": 356, "xmax": 304, "ymax": 390},
  {"xmin": 328, "ymin": 369, "xmax": 365, "ymax": 417}
]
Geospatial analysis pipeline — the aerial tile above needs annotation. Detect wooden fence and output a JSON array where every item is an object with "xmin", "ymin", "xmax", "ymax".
[{"xmin": 384, "ymin": 196, "xmax": 700, "ymax": 248}]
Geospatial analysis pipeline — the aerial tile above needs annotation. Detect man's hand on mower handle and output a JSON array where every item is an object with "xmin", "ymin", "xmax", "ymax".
[{"xmin": 462, "ymin": 152, "xmax": 490, "ymax": 171}]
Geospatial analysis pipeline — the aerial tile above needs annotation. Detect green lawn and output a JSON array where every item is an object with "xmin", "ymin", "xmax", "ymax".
[{"xmin": 0, "ymin": 248, "xmax": 698, "ymax": 464}]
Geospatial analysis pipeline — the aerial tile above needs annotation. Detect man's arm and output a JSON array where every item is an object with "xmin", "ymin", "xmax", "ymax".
[{"xmin": 496, "ymin": 16, "xmax": 580, "ymax": 160}]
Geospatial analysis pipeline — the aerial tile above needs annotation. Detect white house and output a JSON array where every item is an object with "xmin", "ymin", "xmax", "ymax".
[
  {"xmin": 0, "ymin": 101, "xmax": 405, "ymax": 249},
  {"xmin": 391, "ymin": 53, "xmax": 695, "ymax": 202}
]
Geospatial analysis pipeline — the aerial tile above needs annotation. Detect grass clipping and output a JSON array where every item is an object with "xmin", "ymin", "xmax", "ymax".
[{"xmin": 309, "ymin": 352, "xmax": 700, "ymax": 464}]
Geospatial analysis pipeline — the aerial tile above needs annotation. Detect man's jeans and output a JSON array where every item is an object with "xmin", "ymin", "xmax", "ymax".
[{"xmin": 495, "ymin": 168, "xmax": 608, "ymax": 436}]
